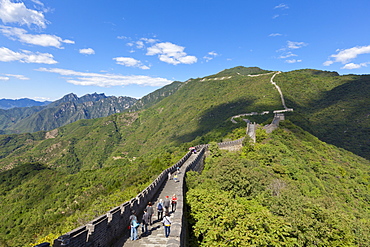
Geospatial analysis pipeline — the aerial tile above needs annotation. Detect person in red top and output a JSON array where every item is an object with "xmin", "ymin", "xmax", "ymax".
[{"xmin": 171, "ymin": 194, "xmax": 178, "ymax": 212}]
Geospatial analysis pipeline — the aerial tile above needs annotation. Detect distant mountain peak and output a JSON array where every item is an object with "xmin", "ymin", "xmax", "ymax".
[{"xmin": 0, "ymin": 98, "xmax": 51, "ymax": 109}]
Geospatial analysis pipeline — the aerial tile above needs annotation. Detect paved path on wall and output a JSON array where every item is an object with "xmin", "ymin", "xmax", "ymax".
[
  {"xmin": 269, "ymin": 71, "xmax": 287, "ymax": 109},
  {"xmin": 114, "ymin": 153, "xmax": 198, "ymax": 247}
]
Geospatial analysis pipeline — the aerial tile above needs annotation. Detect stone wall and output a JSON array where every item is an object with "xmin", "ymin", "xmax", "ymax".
[
  {"xmin": 52, "ymin": 151, "xmax": 193, "ymax": 247},
  {"xmin": 218, "ymin": 138, "xmax": 244, "ymax": 151},
  {"xmin": 41, "ymin": 140, "xmax": 238, "ymax": 247}
]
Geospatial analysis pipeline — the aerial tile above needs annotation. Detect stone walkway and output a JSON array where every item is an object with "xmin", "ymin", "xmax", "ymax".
[{"xmin": 114, "ymin": 153, "xmax": 198, "ymax": 247}]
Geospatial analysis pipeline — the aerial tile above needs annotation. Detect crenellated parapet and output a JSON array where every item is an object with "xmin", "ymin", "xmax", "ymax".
[
  {"xmin": 37, "ymin": 141, "xmax": 240, "ymax": 247},
  {"xmin": 51, "ymin": 151, "xmax": 193, "ymax": 247}
]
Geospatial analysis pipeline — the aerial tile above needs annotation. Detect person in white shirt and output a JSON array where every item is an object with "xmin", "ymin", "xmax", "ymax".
[{"xmin": 162, "ymin": 212, "xmax": 172, "ymax": 238}]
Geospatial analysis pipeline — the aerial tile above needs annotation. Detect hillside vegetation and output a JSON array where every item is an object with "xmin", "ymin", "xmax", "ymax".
[
  {"xmin": 186, "ymin": 121, "xmax": 370, "ymax": 246},
  {"xmin": 0, "ymin": 66, "xmax": 369, "ymax": 246},
  {"xmin": 274, "ymin": 70, "xmax": 370, "ymax": 159}
]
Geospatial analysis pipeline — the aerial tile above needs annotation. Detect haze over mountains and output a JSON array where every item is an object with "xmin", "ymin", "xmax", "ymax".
[
  {"xmin": 0, "ymin": 98, "xmax": 51, "ymax": 110},
  {"xmin": 0, "ymin": 93, "xmax": 138, "ymax": 134},
  {"xmin": 0, "ymin": 66, "xmax": 369, "ymax": 246}
]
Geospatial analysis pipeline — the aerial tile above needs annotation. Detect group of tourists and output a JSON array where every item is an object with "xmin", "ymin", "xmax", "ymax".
[
  {"xmin": 169, "ymin": 166, "xmax": 181, "ymax": 183},
  {"xmin": 168, "ymin": 167, "xmax": 181, "ymax": 182},
  {"xmin": 129, "ymin": 194, "xmax": 178, "ymax": 241}
]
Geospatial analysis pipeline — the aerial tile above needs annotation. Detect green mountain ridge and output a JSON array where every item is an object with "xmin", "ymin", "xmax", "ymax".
[
  {"xmin": 0, "ymin": 66, "xmax": 369, "ymax": 246},
  {"xmin": 0, "ymin": 93, "xmax": 137, "ymax": 134}
]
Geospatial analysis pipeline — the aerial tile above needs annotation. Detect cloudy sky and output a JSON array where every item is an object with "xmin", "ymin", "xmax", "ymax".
[{"xmin": 0, "ymin": 0, "xmax": 369, "ymax": 101}]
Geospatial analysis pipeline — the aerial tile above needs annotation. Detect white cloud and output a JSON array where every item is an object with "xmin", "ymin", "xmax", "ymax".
[
  {"xmin": 323, "ymin": 60, "xmax": 333, "ymax": 66},
  {"xmin": 4, "ymin": 73, "xmax": 29, "ymax": 80},
  {"xmin": 0, "ymin": 76, "xmax": 9, "ymax": 80},
  {"xmin": 324, "ymin": 45, "xmax": 370, "ymax": 66},
  {"xmin": 146, "ymin": 42, "xmax": 197, "ymax": 65},
  {"xmin": 125, "ymin": 37, "xmax": 159, "ymax": 51},
  {"xmin": 269, "ymin": 33, "xmax": 282, "ymax": 37},
  {"xmin": 203, "ymin": 51, "xmax": 218, "ymax": 62},
  {"xmin": 136, "ymin": 41, "xmax": 144, "ymax": 49},
  {"xmin": 36, "ymin": 67, "xmax": 172, "ymax": 87},
  {"xmin": 0, "ymin": 26, "xmax": 74, "ymax": 48},
  {"xmin": 113, "ymin": 57, "xmax": 150, "ymax": 70},
  {"xmin": 140, "ymin": 38, "xmax": 158, "ymax": 44},
  {"xmin": 287, "ymin": 41, "xmax": 307, "ymax": 49},
  {"xmin": 31, "ymin": 0, "xmax": 44, "ymax": 6},
  {"xmin": 272, "ymin": 14, "xmax": 280, "ymax": 19},
  {"xmin": 0, "ymin": 0, "xmax": 48, "ymax": 28},
  {"xmin": 0, "ymin": 47, "xmax": 57, "ymax": 64},
  {"xmin": 279, "ymin": 51, "xmax": 297, "ymax": 59},
  {"xmin": 274, "ymin": 3, "xmax": 289, "ymax": 9},
  {"xmin": 341, "ymin": 62, "xmax": 368, "ymax": 69},
  {"xmin": 277, "ymin": 41, "xmax": 307, "ymax": 62},
  {"xmin": 285, "ymin": 59, "xmax": 302, "ymax": 63},
  {"xmin": 79, "ymin": 48, "xmax": 95, "ymax": 55}
]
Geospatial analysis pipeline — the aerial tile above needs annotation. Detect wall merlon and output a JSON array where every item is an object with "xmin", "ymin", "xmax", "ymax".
[{"xmin": 49, "ymin": 144, "xmax": 242, "ymax": 246}]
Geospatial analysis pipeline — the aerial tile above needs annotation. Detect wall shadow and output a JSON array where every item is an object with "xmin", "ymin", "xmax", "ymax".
[{"xmin": 173, "ymin": 98, "xmax": 273, "ymax": 144}]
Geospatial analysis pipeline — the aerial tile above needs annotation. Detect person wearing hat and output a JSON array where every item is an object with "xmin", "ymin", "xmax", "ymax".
[
  {"xmin": 171, "ymin": 194, "xmax": 178, "ymax": 212},
  {"xmin": 163, "ymin": 196, "xmax": 170, "ymax": 214}
]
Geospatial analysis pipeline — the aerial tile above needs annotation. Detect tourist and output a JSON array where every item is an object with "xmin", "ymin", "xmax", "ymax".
[
  {"xmin": 129, "ymin": 210, "xmax": 139, "ymax": 241},
  {"xmin": 157, "ymin": 199, "xmax": 164, "ymax": 220},
  {"xmin": 163, "ymin": 196, "xmax": 170, "ymax": 214},
  {"xmin": 146, "ymin": 202, "xmax": 154, "ymax": 226},
  {"xmin": 171, "ymin": 194, "xmax": 178, "ymax": 212},
  {"xmin": 162, "ymin": 212, "xmax": 172, "ymax": 238},
  {"xmin": 141, "ymin": 209, "xmax": 150, "ymax": 236}
]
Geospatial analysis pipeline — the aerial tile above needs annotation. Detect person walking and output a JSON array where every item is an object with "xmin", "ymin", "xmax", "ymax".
[
  {"xmin": 146, "ymin": 202, "xmax": 154, "ymax": 226},
  {"xmin": 129, "ymin": 210, "xmax": 139, "ymax": 241},
  {"xmin": 141, "ymin": 209, "xmax": 150, "ymax": 236},
  {"xmin": 171, "ymin": 194, "xmax": 178, "ymax": 212},
  {"xmin": 163, "ymin": 196, "xmax": 170, "ymax": 214},
  {"xmin": 162, "ymin": 212, "xmax": 172, "ymax": 238},
  {"xmin": 157, "ymin": 199, "xmax": 164, "ymax": 220}
]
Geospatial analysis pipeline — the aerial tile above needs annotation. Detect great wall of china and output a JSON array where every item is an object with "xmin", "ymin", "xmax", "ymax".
[{"xmin": 35, "ymin": 71, "xmax": 292, "ymax": 247}]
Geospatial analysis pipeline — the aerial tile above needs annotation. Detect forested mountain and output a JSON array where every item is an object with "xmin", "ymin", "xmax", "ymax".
[
  {"xmin": 0, "ymin": 66, "xmax": 369, "ymax": 246},
  {"xmin": 0, "ymin": 98, "xmax": 51, "ymax": 110},
  {"xmin": 186, "ymin": 121, "xmax": 370, "ymax": 246},
  {"xmin": 274, "ymin": 69, "xmax": 370, "ymax": 160},
  {"xmin": 0, "ymin": 93, "xmax": 137, "ymax": 134}
]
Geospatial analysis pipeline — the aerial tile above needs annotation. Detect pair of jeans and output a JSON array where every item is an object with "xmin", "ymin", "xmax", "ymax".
[
  {"xmin": 131, "ymin": 226, "xmax": 138, "ymax": 240},
  {"xmin": 164, "ymin": 225, "xmax": 171, "ymax": 238}
]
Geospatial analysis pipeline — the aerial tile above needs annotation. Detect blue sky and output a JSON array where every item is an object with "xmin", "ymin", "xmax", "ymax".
[{"xmin": 1, "ymin": 0, "xmax": 369, "ymax": 101}]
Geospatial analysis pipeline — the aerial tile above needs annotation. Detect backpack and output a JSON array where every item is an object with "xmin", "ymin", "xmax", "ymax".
[{"xmin": 158, "ymin": 203, "xmax": 163, "ymax": 211}]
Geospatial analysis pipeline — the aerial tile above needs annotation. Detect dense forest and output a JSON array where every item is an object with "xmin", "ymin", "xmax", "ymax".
[{"xmin": 186, "ymin": 121, "xmax": 370, "ymax": 246}]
